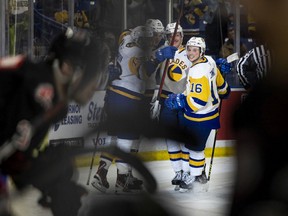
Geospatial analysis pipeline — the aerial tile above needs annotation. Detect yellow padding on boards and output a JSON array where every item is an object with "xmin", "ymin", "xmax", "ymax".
[{"xmin": 75, "ymin": 147, "xmax": 235, "ymax": 167}]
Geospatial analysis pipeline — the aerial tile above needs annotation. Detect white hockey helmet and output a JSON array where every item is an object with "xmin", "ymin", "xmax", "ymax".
[
  {"xmin": 186, "ymin": 37, "xmax": 206, "ymax": 54},
  {"xmin": 145, "ymin": 19, "xmax": 164, "ymax": 33},
  {"xmin": 165, "ymin": 22, "xmax": 183, "ymax": 36}
]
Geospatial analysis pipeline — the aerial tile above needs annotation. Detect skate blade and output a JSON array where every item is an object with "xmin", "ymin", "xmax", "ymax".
[
  {"xmin": 191, "ymin": 182, "xmax": 209, "ymax": 193},
  {"xmin": 91, "ymin": 181, "xmax": 108, "ymax": 193},
  {"xmin": 179, "ymin": 187, "xmax": 192, "ymax": 193},
  {"xmin": 174, "ymin": 185, "xmax": 180, "ymax": 191},
  {"xmin": 114, "ymin": 189, "xmax": 143, "ymax": 195},
  {"xmin": 115, "ymin": 186, "xmax": 143, "ymax": 195}
]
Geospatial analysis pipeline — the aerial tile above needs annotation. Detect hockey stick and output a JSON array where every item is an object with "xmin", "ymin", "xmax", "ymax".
[
  {"xmin": 207, "ymin": 52, "xmax": 239, "ymax": 181},
  {"xmin": 86, "ymin": 109, "xmax": 104, "ymax": 185},
  {"xmin": 86, "ymin": 131, "xmax": 100, "ymax": 186},
  {"xmin": 156, "ymin": 0, "xmax": 184, "ymax": 101},
  {"xmin": 0, "ymin": 101, "xmax": 68, "ymax": 162}
]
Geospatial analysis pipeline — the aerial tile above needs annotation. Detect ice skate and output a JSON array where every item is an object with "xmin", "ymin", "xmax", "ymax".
[
  {"xmin": 193, "ymin": 169, "xmax": 209, "ymax": 192},
  {"xmin": 171, "ymin": 170, "xmax": 182, "ymax": 185},
  {"xmin": 195, "ymin": 169, "xmax": 208, "ymax": 184},
  {"xmin": 91, "ymin": 167, "xmax": 109, "ymax": 193},
  {"xmin": 115, "ymin": 172, "xmax": 143, "ymax": 194},
  {"xmin": 174, "ymin": 185, "xmax": 180, "ymax": 191},
  {"xmin": 179, "ymin": 172, "xmax": 194, "ymax": 193}
]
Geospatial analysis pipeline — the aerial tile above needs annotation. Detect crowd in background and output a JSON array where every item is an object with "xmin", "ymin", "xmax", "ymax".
[{"xmin": 8, "ymin": 0, "xmax": 257, "ymax": 63}]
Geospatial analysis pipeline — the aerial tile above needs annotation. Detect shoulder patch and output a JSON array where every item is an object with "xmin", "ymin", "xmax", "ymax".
[
  {"xmin": 193, "ymin": 56, "xmax": 208, "ymax": 67},
  {"xmin": 0, "ymin": 55, "xmax": 25, "ymax": 70}
]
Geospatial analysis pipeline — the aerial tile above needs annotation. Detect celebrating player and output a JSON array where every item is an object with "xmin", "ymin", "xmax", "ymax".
[
  {"xmin": 165, "ymin": 36, "xmax": 230, "ymax": 192},
  {"xmin": 91, "ymin": 24, "xmax": 177, "ymax": 193}
]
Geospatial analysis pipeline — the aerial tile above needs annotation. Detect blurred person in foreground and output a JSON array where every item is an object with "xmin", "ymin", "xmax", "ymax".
[
  {"xmin": 0, "ymin": 27, "xmax": 110, "ymax": 216},
  {"xmin": 230, "ymin": 0, "xmax": 288, "ymax": 215},
  {"xmin": 236, "ymin": 32, "xmax": 271, "ymax": 91}
]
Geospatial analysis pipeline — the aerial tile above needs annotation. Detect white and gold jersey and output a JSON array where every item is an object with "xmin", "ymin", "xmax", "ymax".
[
  {"xmin": 159, "ymin": 45, "xmax": 192, "ymax": 97},
  {"xmin": 111, "ymin": 33, "xmax": 147, "ymax": 96},
  {"xmin": 183, "ymin": 55, "xmax": 230, "ymax": 125}
]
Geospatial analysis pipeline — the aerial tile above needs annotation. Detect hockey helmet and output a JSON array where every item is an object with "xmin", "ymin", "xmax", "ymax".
[
  {"xmin": 145, "ymin": 19, "xmax": 164, "ymax": 33},
  {"xmin": 49, "ymin": 27, "xmax": 110, "ymax": 91},
  {"xmin": 165, "ymin": 22, "xmax": 183, "ymax": 37},
  {"xmin": 48, "ymin": 27, "xmax": 91, "ymax": 68},
  {"xmin": 130, "ymin": 25, "xmax": 154, "ymax": 46},
  {"xmin": 186, "ymin": 37, "xmax": 206, "ymax": 54}
]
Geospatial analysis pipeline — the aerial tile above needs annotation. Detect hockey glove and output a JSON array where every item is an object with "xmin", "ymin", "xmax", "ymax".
[
  {"xmin": 216, "ymin": 58, "xmax": 232, "ymax": 74},
  {"xmin": 143, "ymin": 59, "xmax": 159, "ymax": 77},
  {"xmin": 164, "ymin": 93, "xmax": 185, "ymax": 110},
  {"xmin": 155, "ymin": 46, "xmax": 177, "ymax": 62},
  {"xmin": 107, "ymin": 62, "xmax": 122, "ymax": 82}
]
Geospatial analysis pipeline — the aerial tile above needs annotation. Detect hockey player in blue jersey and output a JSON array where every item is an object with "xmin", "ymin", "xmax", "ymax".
[{"xmin": 165, "ymin": 36, "xmax": 230, "ymax": 192}]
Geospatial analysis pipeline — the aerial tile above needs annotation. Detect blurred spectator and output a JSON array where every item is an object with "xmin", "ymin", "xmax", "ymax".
[
  {"xmin": 127, "ymin": 0, "xmax": 155, "ymax": 28},
  {"xmin": 204, "ymin": 0, "xmax": 229, "ymax": 60},
  {"xmin": 219, "ymin": 27, "xmax": 247, "ymax": 59},
  {"xmin": 173, "ymin": 0, "xmax": 208, "ymax": 44},
  {"xmin": 74, "ymin": 9, "xmax": 90, "ymax": 28},
  {"xmin": 97, "ymin": 0, "xmax": 124, "ymax": 38}
]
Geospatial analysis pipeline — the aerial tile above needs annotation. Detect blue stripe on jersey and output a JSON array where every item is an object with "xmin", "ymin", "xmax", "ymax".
[
  {"xmin": 218, "ymin": 81, "xmax": 227, "ymax": 90},
  {"xmin": 193, "ymin": 97, "xmax": 207, "ymax": 106},
  {"xmin": 183, "ymin": 97, "xmax": 207, "ymax": 113}
]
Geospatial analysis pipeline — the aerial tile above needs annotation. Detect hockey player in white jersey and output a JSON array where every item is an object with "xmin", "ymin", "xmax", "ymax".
[
  {"xmin": 91, "ymin": 25, "xmax": 177, "ymax": 193},
  {"xmin": 143, "ymin": 19, "xmax": 167, "ymax": 118},
  {"xmin": 165, "ymin": 37, "xmax": 230, "ymax": 192},
  {"xmin": 152, "ymin": 22, "xmax": 193, "ymax": 191}
]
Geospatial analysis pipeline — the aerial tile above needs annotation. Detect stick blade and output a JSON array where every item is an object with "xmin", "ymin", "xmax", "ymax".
[{"xmin": 227, "ymin": 52, "xmax": 239, "ymax": 63}]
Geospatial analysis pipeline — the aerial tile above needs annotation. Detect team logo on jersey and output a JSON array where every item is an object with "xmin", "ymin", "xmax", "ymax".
[
  {"xmin": 167, "ymin": 64, "xmax": 184, "ymax": 82},
  {"xmin": 35, "ymin": 83, "xmax": 54, "ymax": 110}
]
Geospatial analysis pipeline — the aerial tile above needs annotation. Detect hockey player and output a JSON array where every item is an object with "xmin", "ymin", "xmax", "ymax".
[
  {"xmin": 165, "ymin": 36, "xmax": 230, "ymax": 192},
  {"xmin": 91, "ymin": 25, "xmax": 177, "ymax": 193},
  {"xmin": 0, "ymin": 27, "xmax": 110, "ymax": 215},
  {"xmin": 143, "ymin": 19, "xmax": 165, "ymax": 109},
  {"xmin": 151, "ymin": 22, "xmax": 193, "ymax": 191},
  {"xmin": 91, "ymin": 20, "xmax": 166, "ymax": 193}
]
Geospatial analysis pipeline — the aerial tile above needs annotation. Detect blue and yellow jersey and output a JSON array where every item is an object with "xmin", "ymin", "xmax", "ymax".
[{"xmin": 183, "ymin": 55, "xmax": 230, "ymax": 127}]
